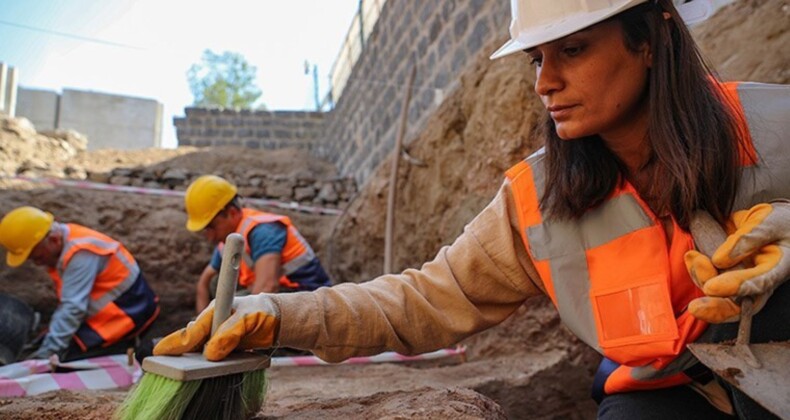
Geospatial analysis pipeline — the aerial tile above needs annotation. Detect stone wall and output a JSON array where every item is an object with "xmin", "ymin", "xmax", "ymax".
[
  {"xmin": 174, "ymin": 108, "xmax": 325, "ymax": 151},
  {"xmin": 86, "ymin": 166, "xmax": 355, "ymax": 210},
  {"xmin": 174, "ymin": 0, "xmax": 511, "ymax": 185},
  {"xmin": 318, "ymin": 0, "xmax": 510, "ymax": 184}
]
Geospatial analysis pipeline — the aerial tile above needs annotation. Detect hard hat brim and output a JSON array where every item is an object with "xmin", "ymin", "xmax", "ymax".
[
  {"xmin": 490, "ymin": 0, "xmax": 647, "ymax": 60},
  {"xmin": 186, "ymin": 217, "xmax": 211, "ymax": 232},
  {"xmin": 6, "ymin": 250, "xmax": 30, "ymax": 268}
]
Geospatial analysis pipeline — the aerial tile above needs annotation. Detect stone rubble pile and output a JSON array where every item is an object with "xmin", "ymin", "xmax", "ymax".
[
  {"xmin": 0, "ymin": 114, "xmax": 357, "ymax": 209},
  {"xmin": 89, "ymin": 167, "xmax": 357, "ymax": 208},
  {"xmin": 1, "ymin": 115, "xmax": 89, "ymax": 178}
]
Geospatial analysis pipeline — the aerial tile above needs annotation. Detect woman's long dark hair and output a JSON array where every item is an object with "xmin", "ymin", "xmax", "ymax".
[{"xmin": 539, "ymin": 0, "xmax": 746, "ymax": 229}]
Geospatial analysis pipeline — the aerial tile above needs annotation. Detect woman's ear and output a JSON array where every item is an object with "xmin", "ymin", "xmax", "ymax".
[{"xmin": 641, "ymin": 42, "xmax": 653, "ymax": 68}]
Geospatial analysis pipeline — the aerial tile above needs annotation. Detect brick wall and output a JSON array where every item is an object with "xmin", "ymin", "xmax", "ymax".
[
  {"xmin": 174, "ymin": 108, "xmax": 325, "ymax": 151},
  {"xmin": 175, "ymin": 0, "xmax": 510, "ymax": 185}
]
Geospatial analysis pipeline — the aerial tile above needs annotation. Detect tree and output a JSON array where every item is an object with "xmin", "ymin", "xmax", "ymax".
[{"xmin": 187, "ymin": 49, "xmax": 263, "ymax": 109}]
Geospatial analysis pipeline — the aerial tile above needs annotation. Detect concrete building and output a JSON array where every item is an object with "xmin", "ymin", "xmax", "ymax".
[{"xmin": 15, "ymin": 87, "xmax": 163, "ymax": 150}]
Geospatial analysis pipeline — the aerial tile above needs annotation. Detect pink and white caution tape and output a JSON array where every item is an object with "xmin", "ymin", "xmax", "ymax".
[
  {"xmin": 0, "ymin": 355, "xmax": 140, "ymax": 397},
  {"xmin": 7, "ymin": 175, "xmax": 343, "ymax": 216},
  {"xmin": 0, "ymin": 347, "xmax": 464, "ymax": 397},
  {"xmin": 269, "ymin": 346, "xmax": 466, "ymax": 367}
]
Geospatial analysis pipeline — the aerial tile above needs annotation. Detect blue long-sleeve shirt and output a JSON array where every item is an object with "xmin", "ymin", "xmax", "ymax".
[
  {"xmin": 35, "ymin": 225, "xmax": 108, "ymax": 357},
  {"xmin": 209, "ymin": 223, "xmax": 287, "ymax": 270}
]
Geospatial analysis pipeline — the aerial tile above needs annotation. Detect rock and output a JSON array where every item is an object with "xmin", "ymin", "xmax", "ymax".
[
  {"xmin": 267, "ymin": 179, "xmax": 295, "ymax": 199},
  {"xmin": 111, "ymin": 168, "xmax": 134, "ymax": 177},
  {"xmin": 2, "ymin": 116, "xmax": 37, "ymax": 139},
  {"xmin": 109, "ymin": 175, "xmax": 131, "ymax": 186},
  {"xmin": 317, "ymin": 182, "xmax": 339, "ymax": 203},
  {"xmin": 293, "ymin": 186, "xmax": 315, "ymax": 201},
  {"xmin": 86, "ymin": 171, "xmax": 112, "ymax": 183}
]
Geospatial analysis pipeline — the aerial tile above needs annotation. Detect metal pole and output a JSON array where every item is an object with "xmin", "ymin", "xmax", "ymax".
[
  {"xmin": 357, "ymin": 0, "xmax": 365, "ymax": 48},
  {"xmin": 0, "ymin": 63, "xmax": 7, "ymax": 114},
  {"xmin": 313, "ymin": 65, "xmax": 320, "ymax": 111},
  {"xmin": 7, "ymin": 67, "xmax": 18, "ymax": 118}
]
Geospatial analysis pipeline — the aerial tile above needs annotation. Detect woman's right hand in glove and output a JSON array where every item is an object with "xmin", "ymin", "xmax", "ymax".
[{"xmin": 153, "ymin": 294, "xmax": 280, "ymax": 361}]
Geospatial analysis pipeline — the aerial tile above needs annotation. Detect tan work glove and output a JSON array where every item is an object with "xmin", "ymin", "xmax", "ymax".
[
  {"xmin": 685, "ymin": 202, "xmax": 790, "ymax": 323},
  {"xmin": 153, "ymin": 294, "xmax": 280, "ymax": 361}
]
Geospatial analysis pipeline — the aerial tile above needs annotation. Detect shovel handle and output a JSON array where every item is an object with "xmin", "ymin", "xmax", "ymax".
[
  {"xmin": 689, "ymin": 211, "xmax": 754, "ymax": 344},
  {"xmin": 211, "ymin": 233, "xmax": 244, "ymax": 337}
]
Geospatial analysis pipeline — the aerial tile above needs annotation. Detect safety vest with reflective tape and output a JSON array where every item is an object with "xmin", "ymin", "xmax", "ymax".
[
  {"xmin": 219, "ymin": 208, "xmax": 329, "ymax": 291},
  {"xmin": 47, "ymin": 224, "xmax": 159, "ymax": 351},
  {"xmin": 505, "ymin": 81, "xmax": 790, "ymax": 395}
]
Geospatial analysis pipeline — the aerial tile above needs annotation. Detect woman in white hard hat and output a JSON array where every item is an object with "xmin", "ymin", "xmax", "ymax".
[{"xmin": 155, "ymin": 0, "xmax": 789, "ymax": 418}]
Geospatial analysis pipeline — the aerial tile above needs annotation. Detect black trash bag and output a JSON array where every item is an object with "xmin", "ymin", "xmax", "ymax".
[{"xmin": 0, "ymin": 293, "xmax": 36, "ymax": 365}]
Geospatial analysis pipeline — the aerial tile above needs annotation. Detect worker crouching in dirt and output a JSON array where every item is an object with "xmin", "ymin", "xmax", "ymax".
[
  {"xmin": 156, "ymin": 0, "xmax": 790, "ymax": 418},
  {"xmin": 0, "ymin": 206, "xmax": 160, "ymax": 362},
  {"xmin": 184, "ymin": 175, "xmax": 332, "ymax": 314}
]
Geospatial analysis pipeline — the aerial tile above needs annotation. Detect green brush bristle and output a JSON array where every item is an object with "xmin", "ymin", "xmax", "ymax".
[
  {"xmin": 115, "ymin": 369, "xmax": 268, "ymax": 420},
  {"xmin": 241, "ymin": 369, "xmax": 269, "ymax": 416},
  {"xmin": 115, "ymin": 372, "xmax": 201, "ymax": 420},
  {"xmin": 179, "ymin": 369, "xmax": 269, "ymax": 420}
]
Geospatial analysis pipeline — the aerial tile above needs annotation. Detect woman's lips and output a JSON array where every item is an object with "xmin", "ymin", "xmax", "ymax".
[{"xmin": 548, "ymin": 104, "xmax": 576, "ymax": 120}]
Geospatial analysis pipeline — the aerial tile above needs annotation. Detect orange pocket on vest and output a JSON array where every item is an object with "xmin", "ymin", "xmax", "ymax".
[{"xmin": 592, "ymin": 276, "xmax": 679, "ymax": 349}]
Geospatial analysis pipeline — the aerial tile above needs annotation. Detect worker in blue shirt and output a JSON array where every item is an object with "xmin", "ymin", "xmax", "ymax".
[{"xmin": 184, "ymin": 175, "xmax": 332, "ymax": 313}]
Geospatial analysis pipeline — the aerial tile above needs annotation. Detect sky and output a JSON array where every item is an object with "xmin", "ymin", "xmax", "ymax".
[{"xmin": 0, "ymin": 0, "xmax": 360, "ymax": 148}]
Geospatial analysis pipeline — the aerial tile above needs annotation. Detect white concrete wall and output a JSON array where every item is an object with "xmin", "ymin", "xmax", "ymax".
[
  {"xmin": 58, "ymin": 89, "xmax": 163, "ymax": 150},
  {"xmin": 15, "ymin": 87, "xmax": 59, "ymax": 131}
]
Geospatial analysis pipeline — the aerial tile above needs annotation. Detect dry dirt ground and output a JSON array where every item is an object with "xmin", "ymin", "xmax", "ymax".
[{"xmin": 0, "ymin": 0, "xmax": 787, "ymax": 418}]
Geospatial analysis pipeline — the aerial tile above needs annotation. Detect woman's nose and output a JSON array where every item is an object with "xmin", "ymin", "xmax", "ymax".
[{"xmin": 534, "ymin": 58, "xmax": 563, "ymax": 97}]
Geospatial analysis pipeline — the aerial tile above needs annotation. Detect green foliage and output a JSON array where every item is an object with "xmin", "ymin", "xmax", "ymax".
[{"xmin": 187, "ymin": 49, "xmax": 263, "ymax": 109}]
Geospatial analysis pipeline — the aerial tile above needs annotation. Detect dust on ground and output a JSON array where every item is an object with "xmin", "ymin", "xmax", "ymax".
[{"xmin": 0, "ymin": 0, "xmax": 786, "ymax": 418}]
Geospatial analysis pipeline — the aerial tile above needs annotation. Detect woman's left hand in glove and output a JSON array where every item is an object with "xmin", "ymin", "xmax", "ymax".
[{"xmin": 685, "ymin": 201, "xmax": 790, "ymax": 323}]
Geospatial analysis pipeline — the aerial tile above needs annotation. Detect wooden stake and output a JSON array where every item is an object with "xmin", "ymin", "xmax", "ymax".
[{"xmin": 384, "ymin": 62, "xmax": 417, "ymax": 274}]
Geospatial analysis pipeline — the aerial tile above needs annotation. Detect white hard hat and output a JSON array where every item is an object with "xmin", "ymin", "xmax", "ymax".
[
  {"xmin": 490, "ymin": 0, "xmax": 721, "ymax": 59},
  {"xmin": 491, "ymin": 0, "xmax": 648, "ymax": 60}
]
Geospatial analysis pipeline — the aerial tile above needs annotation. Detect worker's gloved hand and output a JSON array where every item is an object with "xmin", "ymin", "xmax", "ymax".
[
  {"xmin": 685, "ymin": 201, "xmax": 790, "ymax": 323},
  {"xmin": 153, "ymin": 294, "xmax": 280, "ymax": 361}
]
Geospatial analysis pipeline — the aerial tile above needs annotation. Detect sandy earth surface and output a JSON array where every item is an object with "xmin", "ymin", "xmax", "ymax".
[{"xmin": 0, "ymin": 1, "xmax": 786, "ymax": 418}]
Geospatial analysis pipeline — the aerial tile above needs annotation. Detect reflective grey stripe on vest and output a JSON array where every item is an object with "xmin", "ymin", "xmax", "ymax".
[
  {"xmin": 526, "ymin": 152, "xmax": 654, "ymax": 354},
  {"xmin": 239, "ymin": 213, "xmax": 316, "ymax": 275},
  {"xmin": 733, "ymin": 82, "xmax": 790, "ymax": 210},
  {"xmin": 59, "ymin": 234, "xmax": 140, "ymax": 316},
  {"xmin": 280, "ymin": 226, "xmax": 316, "ymax": 275}
]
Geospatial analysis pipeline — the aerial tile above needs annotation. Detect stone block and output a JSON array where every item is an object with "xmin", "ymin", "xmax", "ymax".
[
  {"xmin": 454, "ymin": 13, "xmax": 469, "ymax": 39},
  {"xmin": 429, "ymin": 16, "xmax": 442, "ymax": 43},
  {"xmin": 274, "ymin": 129, "xmax": 292, "ymax": 139},
  {"xmin": 442, "ymin": 0, "xmax": 457, "ymax": 21},
  {"xmin": 468, "ymin": 18, "xmax": 490, "ymax": 52}
]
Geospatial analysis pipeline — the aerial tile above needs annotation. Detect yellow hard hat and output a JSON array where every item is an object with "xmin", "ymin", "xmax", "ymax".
[
  {"xmin": 0, "ymin": 206, "xmax": 54, "ymax": 267},
  {"xmin": 184, "ymin": 175, "xmax": 238, "ymax": 232}
]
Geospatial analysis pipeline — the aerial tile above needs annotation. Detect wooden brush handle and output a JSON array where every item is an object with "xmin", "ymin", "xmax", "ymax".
[
  {"xmin": 211, "ymin": 233, "xmax": 244, "ymax": 337},
  {"xmin": 689, "ymin": 211, "xmax": 754, "ymax": 344}
]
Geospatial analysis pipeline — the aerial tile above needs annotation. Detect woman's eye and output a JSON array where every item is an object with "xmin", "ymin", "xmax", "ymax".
[
  {"xmin": 528, "ymin": 55, "xmax": 542, "ymax": 66},
  {"xmin": 563, "ymin": 45, "xmax": 584, "ymax": 56}
]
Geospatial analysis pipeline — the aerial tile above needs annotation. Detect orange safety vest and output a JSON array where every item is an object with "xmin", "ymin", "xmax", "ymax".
[
  {"xmin": 47, "ymin": 224, "xmax": 159, "ymax": 351},
  {"xmin": 506, "ymin": 81, "xmax": 789, "ymax": 395},
  {"xmin": 218, "ymin": 208, "xmax": 320, "ymax": 290}
]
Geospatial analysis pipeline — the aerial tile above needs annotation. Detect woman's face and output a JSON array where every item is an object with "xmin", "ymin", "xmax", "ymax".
[{"xmin": 527, "ymin": 20, "xmax": 651, "ymax": 142}]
